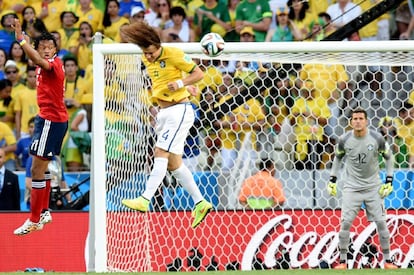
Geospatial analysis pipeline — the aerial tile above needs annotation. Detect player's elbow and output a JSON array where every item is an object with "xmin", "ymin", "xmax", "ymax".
[{"xmin": 192, "ymin": 67, "xmax": 204, "ymax": 82}]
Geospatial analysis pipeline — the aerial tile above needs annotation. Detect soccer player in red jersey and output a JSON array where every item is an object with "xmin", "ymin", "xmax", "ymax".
[{"xmin": 12, "ymin": 19, "xmax": 68, "ymax": 235}]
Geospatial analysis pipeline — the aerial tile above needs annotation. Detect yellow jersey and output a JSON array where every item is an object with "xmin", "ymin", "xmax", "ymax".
[
  {"xmin": 291, "ymin": 96, "xmax": 331, "ymax": 142},
  {"xmin": 103, "ymin": 16, "xmax": 130, "ymax": 42},
  {"xmin": 14, "ymin": 86, "xmax": 39, "ymax": 134},
  {"xmin": 0, "ymin": 121, "xmax": 16, "ymax": 162},
  {"xmin": 219, "ymin": 96, "xmax": 266, "ymax": 150},
  {"xmin": 299, "ymin": 63, "xmax": 349, "ymax": 101},
  {"xmin": 75, "ymin": 6, "xmax": 104, "ymax": 32},
  {"xmin": 395, "ymin": 118, "xmax": 414, "ymax": 157},
  {"xmin": 143, "ymin": 46, "xmax": 197, "ymax": 103}
]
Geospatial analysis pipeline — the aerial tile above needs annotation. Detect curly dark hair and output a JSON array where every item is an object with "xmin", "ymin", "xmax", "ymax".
[
  {"xmin": 121, "ymin": 21, "xmax": 161, "ymax": 49},
  {"xmin": 33, "ymin": 32, "xmax": 57, "ymax": 50}
]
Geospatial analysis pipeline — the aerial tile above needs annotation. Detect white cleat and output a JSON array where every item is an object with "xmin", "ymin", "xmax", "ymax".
[
  {"xmin": 40, "ymin": 210, "xmax": 52, "ymax": 225},
  {"xmin": 14, "ymin": 219, "xmax": 43, "ymax": 236}
]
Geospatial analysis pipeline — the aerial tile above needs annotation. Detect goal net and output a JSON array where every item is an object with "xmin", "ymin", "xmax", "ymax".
[{"xmin": 90, "ymin": 41, "xmax": 414, "ymax": 272}]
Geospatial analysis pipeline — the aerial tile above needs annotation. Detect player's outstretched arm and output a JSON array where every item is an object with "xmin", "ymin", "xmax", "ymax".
[
  {"xmin": 183, "ymin": 66, "xmax": 204, "ymax": 86},
  {"xmin": 12, "ymin": 19, "xmax": 50, "ymax": 70}
]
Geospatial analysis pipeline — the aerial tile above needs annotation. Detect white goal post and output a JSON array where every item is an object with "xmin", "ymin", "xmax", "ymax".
[{"xmin": 90, "ymin": 40, "xmax": 414, "ymax": 272}]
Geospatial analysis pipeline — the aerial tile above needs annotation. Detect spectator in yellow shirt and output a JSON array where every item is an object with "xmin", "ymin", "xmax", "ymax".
[
  {"xmin": 395, "ymin": 102, "xmax": 414, "ymax": 168},
  {"xmin": 36, "ymin": 0, "xmax": 66, "ymax": 32},
  {"xmin": 57, "ymin": 11, "xmax": 80, "ymax": 53},
  {"xmin": 103, "ymin": 0, "xmax": 130, "ymax": 42},
  {"xmin": 0, "ymin": 121, "xmax": 17, "ymax": 171},
  {"xmin": 217, "ymin": 85, "xmax": 266, "ymax": 172},
  {"xmin": 75, "ymin": 0, "xmax": 104, "ymax": 33},
  {"xmin": 290, "ymin": 80, "xmax": 331, "ymax": 170}
]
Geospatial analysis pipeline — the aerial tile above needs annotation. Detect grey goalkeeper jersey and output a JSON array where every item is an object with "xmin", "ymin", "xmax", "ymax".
[{"xmin": 330, "ymin": 129, "xmax": 394, "ymax": 191}]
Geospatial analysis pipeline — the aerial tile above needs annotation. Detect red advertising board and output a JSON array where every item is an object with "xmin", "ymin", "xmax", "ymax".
[
  {"xmin": 1, "ymin": 210, "xmax": 413, "ymax": 272},
  {"xmin": 0, "ymin": 212, "xmax": 89, "ymax": 272}
]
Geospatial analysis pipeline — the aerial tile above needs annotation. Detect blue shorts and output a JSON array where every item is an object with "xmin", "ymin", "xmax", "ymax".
[{"xmin": 30, "ymin": 116, "xmax": 68, "ymax": 160}]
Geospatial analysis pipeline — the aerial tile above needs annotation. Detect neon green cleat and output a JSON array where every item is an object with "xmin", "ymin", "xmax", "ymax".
[
  {"xmin": 122, "ymin": 196, "xmax": 150, "ymax": 212},
  {"xmin": 191, "ymin": 200, "xmax": 213, "ymax": 228}
]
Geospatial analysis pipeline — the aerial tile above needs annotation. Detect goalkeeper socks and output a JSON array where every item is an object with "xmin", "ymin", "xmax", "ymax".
[
  {"xmin": 142, "ymin": 157, "xmax": 168, "ymax": 200},
  {"xmin": 171, "ymin": 164, "xmax": 204, "ymax": 204},
  {"xmin": 377, "ymin": 220, "xmax": 391, "ymax": 259},
  {"xmin": 30, "ymin": 179, "xmax": 46, "ymax": 223},
  {"xmin": 338, "ymin": 221, "xmax": 352, "ymax": 262}
]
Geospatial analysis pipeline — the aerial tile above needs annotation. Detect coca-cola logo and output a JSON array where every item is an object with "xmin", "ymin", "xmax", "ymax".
[{"xmin": 242, "ymin": 214, "xmax": 414, "ymax": 270}]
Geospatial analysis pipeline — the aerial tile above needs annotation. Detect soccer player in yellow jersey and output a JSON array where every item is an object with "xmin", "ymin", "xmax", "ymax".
[{"xmin": 120, "ymin": 21, "xmax": 213, "ymax": 228}]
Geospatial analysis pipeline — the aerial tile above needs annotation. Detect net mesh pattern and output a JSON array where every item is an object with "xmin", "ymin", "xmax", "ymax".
[{"xmin": 96, "ymin": 44, "xmax": 414, "ymax": 271}]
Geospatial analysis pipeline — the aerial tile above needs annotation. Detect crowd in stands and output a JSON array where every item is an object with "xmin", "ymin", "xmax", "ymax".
[{"xmin": 0, "ymin": 0, "xmax": 413, "ymax": 175}]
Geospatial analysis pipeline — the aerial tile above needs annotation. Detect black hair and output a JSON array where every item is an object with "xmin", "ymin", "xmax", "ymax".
[
  {"xmin": 318, "ymin": 12, "xmax": 331, "ymax": 21},
  {"xmin": 60, "ymin": 11, "xmax": 79, "ymax": 23},
  {"xmin": 1, "ymin": 12, "xmax": 18, "ymax": 27},
  {"xmin": 380, "ymin": 125, "xmax": 397, "ymax": 137},
  {"xmin": 0, "ymin": 48, "xmax": 8, "ymax": 62},
  {"xmin": 26, "ymin": 65, "xmax": 36, "ymax": 73},
  {"xmin": 399, "ymin": 101, "xmax": 413, "ymax": 113},
  {"xmin": 28, "ymin": 116, "xmax": 36, "ymax": 126},
  {"xmin": 258, "ymin": 158, "xmax": 274, "ymax": 171},
  {"xmin": 34, "ymin": 32, "xmax": 58, "ymax": 50},
  {"xmin": 21, "ymin": 6, "xmax": 36, "ymax": 30},
  {"xmin": 103, "ymin": 0, "xmax": 120, "ymax": 27},
  {"xmin": 287, "ymin": 0, "xmax": 309, "ymax": 21},
  {"xmin": 63, "ymin": 54, "xmax": 78, "ymax": 66},
  {"xmin": 22, "ymin": 6, "xmax": 48, "ymax": 39},
  {"xmin": 32, "ymin": 19, "xmax": 48, "ymax": 35},
  {"xmin": 9, "ymin": 41, "xmax": 28, "ymax": 62},
  {"xmin": 170, "ymin": 6, "xmax": 186, "ymax": 19},
  {"xmin": 0, "ymin": 79, "xmax": 12, "ymax": 106},
  {"xmin": 352, "ymin": 108, "xmax": 368, "ymax": 119},
  {"xmin": 0, "ymin": 78, "xmax": 12, "ymax": 90}
]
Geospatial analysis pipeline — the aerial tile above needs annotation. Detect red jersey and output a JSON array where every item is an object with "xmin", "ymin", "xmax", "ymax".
[{"xmin": 36, "ymin": 56, "xmax": 68, "ymax": 122}]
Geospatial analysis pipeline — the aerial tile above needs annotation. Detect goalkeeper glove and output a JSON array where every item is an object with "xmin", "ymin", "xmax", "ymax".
[
  {"xmin": 379, "ymin": 176, "xmax": 393, "ymax": 198},
  {"xmin": 327, "ymin": 176, "xmax": 337, "ymax": 196}
]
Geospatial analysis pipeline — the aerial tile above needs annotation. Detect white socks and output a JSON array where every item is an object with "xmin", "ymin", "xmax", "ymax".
[
  {"xmin": 142, "ymin": 158, "xmax": 204, "ymax": 204},
  {"xmin": 171, "ymin": 164, "xmax": 204, "ymax": 204},
  {"xmin": 142, "ymin": 157, "xmax": 168, "ymax": 199}
]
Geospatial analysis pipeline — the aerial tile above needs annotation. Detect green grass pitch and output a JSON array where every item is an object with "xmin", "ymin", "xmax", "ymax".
[{"xmin": 6, "ymin": 269, "xmax": 413, "ymax": 275}]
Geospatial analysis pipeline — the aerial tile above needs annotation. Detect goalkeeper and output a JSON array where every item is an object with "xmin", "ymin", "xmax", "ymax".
[
  {"xmin": 120, "ymin": 22, "xmax": 212, "ymax": 228},
  {"xmin": 327, "ymin": 108, "xmax": 397, "ymax": 270}
]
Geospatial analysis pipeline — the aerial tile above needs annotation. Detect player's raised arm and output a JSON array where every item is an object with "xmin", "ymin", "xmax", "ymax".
[{"xmin": 12, "ymin": 18, "xmax": 51, "ymax": 70}]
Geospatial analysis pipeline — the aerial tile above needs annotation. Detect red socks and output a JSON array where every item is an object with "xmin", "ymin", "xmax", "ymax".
[
  {"xmin": 30, "ymin": 176, "xmax": 50, "ymax": 223},
  {"xmin": 30, "ymin": 179, "xmax": 45, "ymax": 223}
]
